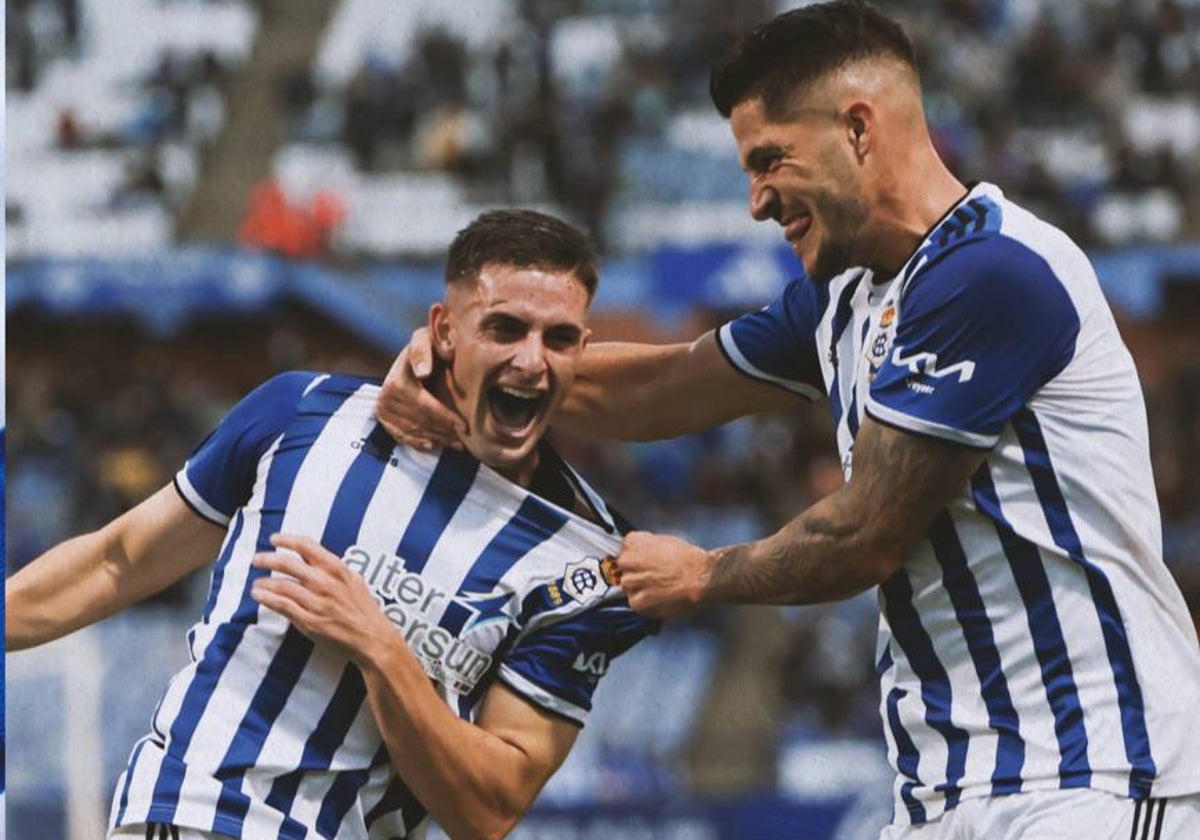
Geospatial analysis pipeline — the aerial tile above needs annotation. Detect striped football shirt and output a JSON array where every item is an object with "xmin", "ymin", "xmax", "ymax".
[
  {"xmin": 109, "ymin": 372, "xmax": 656, "ymax": 839},
  {"xmin": 717, "ymin": 182, "xmax": 1200, "ymax": 824}
]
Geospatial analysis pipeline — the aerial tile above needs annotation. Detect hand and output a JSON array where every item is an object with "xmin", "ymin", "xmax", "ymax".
[
  {"xmin": 615, "ymin": 531, "xmax": 714, "ymax": 619},
  {"xmin": 376, "ymin": 327, "xmax": 466, "ymax": 452},
  {"xmin": 251, "ymin": 533, "xmax": 395, "ymax": 666}
]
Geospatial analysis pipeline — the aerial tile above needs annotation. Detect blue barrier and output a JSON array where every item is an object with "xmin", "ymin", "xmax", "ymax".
[{"xmin": 8, "ymin": 244, "xmax": 1199, "ymax": 350}]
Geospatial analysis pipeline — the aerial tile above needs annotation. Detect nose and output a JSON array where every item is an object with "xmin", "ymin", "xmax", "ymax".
[
  {"xmin": 511, "ymin": 333, "xmax": 547, "ymax": 376},
  {"xmin": 749, "ymin": 180, "xmax": 779, "ymax": 222}
]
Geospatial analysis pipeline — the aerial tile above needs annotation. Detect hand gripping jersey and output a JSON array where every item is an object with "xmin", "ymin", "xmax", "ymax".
[
  {"xmin": 718, "ymin": 183, "xmax": 1200, "ymax": 825},
  {"xmin": 109, "ymin": 373, "xmax": 657, "ymax": 839}
]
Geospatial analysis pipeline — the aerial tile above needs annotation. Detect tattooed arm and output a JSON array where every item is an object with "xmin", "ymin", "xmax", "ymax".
[{"xmin": 617, "ymin": 418, "xmax": 986, "ymax": 616}]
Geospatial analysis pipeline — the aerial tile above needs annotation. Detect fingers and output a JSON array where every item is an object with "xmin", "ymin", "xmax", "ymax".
[
  {"xmin": 409, "ymin": 327, "xmax": 434, "ymax": 379},
  {"xmin": 251, "ymin": 576, "xmax": 321, "ymax": 618},
  {"xmin": 376, "ymin": 336, "xmax": 467, "ymax": 452},
  {"xmin": 268, "ymin": 533, "xmax": 342, "ymax": 573}
]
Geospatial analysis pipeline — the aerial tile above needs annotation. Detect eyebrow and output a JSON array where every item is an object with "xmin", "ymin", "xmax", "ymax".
[
  {"xmin": 480, "ymin": 312, "xmax": 584, "ymax": 336},
  {"xmin": 744, "ymin": 144, "xmax": 784, "ymax": 174}
]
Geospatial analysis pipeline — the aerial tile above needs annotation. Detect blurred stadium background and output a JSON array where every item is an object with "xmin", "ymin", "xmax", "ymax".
[{"xmin": 6, "ymin": 0, "xmax": 1200, "ymax": 838}]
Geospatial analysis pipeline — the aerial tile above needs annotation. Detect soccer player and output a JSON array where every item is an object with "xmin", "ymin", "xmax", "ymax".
[
  {"xmin": 376, "ymin": 3, "xmax": 1200, "ymax": 837},
  {"xmin": 6, "ymin": 209, "xmax": 656, "ymax": 840}
]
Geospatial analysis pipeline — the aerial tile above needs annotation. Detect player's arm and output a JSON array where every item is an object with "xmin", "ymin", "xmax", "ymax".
[
  {"xmin": 6, "ymin": 485, "xmax": 225, "ymax": 650},
  {"xmin": 251, "ymin": 534, "xmax": 578, "ymax": 840},
  {"xmin": 555, "ymin": 333, "xmax": 798, "ymax": 440},
  {"xmin": 376, "ymin": 328, "xmax": 800, "ymax": 447},
  {"xmin": 619, "ymin": 417, "xmax": 986, "ymax": 615}
]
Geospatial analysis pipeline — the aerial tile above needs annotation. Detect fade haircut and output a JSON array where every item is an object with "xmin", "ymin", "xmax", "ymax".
[
  {"xmin": 710, "ymin": 0, "xmax": 917, "ymax": 120},
  {"xmin": 445, "ymin": 209, "xmax": 599, "ymax": 300}
]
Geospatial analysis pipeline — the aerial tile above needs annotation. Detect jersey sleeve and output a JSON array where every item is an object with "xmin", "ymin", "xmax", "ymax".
[
  {"xmin": 174, "ymin": 371, "xmax": 320, "ymax": 525},
  {"xmin": 715, "ymin": 278, "xmax": 826, "ymax": 399},
  {"xmin": 866, "ymin": 237, "xmax": 1080, "ymax": 449},
  {"xmin": 498, "ymin": 602, "xmax": 660, "ymax": 725}
]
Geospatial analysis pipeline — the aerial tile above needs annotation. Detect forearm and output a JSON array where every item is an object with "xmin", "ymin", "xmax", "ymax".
[
  {"xmin": 6, "ymin": 531, "xmax": 131, "ymax": 650},
  {"xmin": 706, "ymin": 491, "xmax": 898, "ymax": 607},
  {"xmin": 557, "ymin": 335, "xmax": 794, "ymax": 441},
  {"xmin": 702, "ymin": 421, "xmax": 986, "ymax": 607},
  {"xmin": 357, "ymin": 641, "xmax": 539, "ymax": 840},
  {"xmin": 7, "ymin": 485, "xmax": 221, "ymax": 651}
]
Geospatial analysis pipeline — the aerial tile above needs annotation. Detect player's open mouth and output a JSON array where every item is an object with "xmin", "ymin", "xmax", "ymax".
[
  {"xmin": 784, "ymin": 213, "xmax": 812, "ymax": 243},
  {"xmin": 487, "ymin": 385, "xmax": 547, "ymax": 434}
]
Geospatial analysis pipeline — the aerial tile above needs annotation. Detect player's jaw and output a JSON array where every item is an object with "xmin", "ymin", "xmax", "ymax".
[{"xmin": 781, "ymin": 187, "xmax": 866, "ymax": 283}]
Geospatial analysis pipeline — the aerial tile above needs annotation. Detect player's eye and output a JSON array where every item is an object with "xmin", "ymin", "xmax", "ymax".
[
  {"xmin": 544, "ymin": 326, "xmax": 583, "ymax": 351},
  {"xmin": 484, "ymin": 316, "xmax": 527, "ymax": 343}
]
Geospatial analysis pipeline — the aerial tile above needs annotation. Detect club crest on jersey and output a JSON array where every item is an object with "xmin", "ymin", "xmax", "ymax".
[
  {"xmin": 880, "ymin": 303, "xmax": 896, "ymax": 328},
  {"xmin": 867, "ymin": 326, "xmax": 896, "ymax": 382},
  {"xmin": 562, "ymin": 556, "xmax": 611, "ymax": 604}
]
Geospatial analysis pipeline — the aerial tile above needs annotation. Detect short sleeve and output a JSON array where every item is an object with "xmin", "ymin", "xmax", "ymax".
[
  {"xmin": 715, "ymin": 278, "xmax": 826, "ymax": 399},
  {"xmin": 866, "ymin": 238, "xmax": 1080, "ymax": 449},
  {"xmin": 499, "ymin": 603, "xmax": 660, "ymax": 725},
  {"xmin": 174, "ymin": 372, "xmax": 320, "ymax": 525}
]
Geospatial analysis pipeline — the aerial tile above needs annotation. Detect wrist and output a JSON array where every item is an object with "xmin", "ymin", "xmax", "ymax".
[
  {"xmin": 695, "ymin": 547, "xmax": 721, "ymax": 606},
  {"xmin": 353, "ymin": 629, "xmax": 407, "ymax": 674}
]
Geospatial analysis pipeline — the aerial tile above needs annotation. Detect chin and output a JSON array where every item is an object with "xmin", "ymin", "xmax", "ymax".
[{"xmin": 475, "ymin": 435, "xmax": 540, "ymax": 476}]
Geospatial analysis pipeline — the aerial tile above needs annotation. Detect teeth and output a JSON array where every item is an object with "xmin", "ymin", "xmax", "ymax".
[{"xmin": 499, "ymin": 386, "xmax": 542, "ymax": 399}]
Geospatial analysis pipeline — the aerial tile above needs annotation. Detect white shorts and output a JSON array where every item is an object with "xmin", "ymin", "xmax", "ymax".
[
  {"xmin": 109, "ymin": 825, "xmax": 235, "ymax": 840},
  {"xmin": 879, "ymin": 789, "xmax": 1200, "ymax": 840}
]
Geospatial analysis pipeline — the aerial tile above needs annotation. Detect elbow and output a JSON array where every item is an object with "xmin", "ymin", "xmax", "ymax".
[
  {"xmin": 859, "ymin": 543, "xmax": 907, "ymax": 588},
  {"xmin": 441, "ymin": 795, "xmax": 528, "ymax": 840},
  {"xmin": 446, "ymin": 811, "xmax": 522, "ymax": 840}
]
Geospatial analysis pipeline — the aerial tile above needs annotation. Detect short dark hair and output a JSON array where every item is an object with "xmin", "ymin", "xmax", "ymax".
[
  {"xmin": 445, "ymin": 209, "xmax": 599, "ymax": 300},
  {"xmin": 710, "ymin": 0, "xmax": 917, "ymax": 119}
]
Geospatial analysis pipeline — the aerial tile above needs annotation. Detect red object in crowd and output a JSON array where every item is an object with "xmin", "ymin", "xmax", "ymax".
[{"xmin": 238, "ymin": 178, "xmax": 346, "ymax": 259}]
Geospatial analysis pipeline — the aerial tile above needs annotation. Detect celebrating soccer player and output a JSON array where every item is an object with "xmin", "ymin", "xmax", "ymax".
[
  {"xmin": 377, "ymin": 3, "xmax": 1200, "ymax": 837},
  {"xmin": 7, "ymin": 209, "xmax": 657, "ymax": 840}
]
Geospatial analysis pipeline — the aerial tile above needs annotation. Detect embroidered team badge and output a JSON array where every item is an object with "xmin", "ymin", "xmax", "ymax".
[{"xmin": 562, "ymin": 556, "xmax": 612, "ymax": 604}]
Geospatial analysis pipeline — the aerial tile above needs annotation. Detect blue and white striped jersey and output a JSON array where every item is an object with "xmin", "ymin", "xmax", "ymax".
[
  {"xmin": 717, "ymin": 183, "xmax": 1200, "ymax": 825},
  {"xmin": 109, "ymin": 372, "xmax": 657, "ymax": 839}
]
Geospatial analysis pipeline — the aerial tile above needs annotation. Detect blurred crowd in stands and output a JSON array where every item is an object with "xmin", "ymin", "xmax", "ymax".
[
  {"xmin": 9, "ymin": 0, "xmax": 1199, "ymax": 258},
  {"xmin": 267, "ymin": 0, "xmax": 1200, "ymax": 252}
]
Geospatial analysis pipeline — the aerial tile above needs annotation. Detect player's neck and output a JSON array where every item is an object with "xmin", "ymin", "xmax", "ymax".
[
  {"xmin": 493, "ymin": 453, "xmax": 540, "ymax": 489},
  {"xmin": 865, "ymin": 152, "xmax": 967, "ymax": 277}
]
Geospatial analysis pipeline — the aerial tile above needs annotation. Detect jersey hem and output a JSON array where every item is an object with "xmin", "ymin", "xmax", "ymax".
[
  {"xmin": 497, "ymin": 666, "xmax": 587, "ymax": 726},
  {"xmin": 715, "ymin": 323, "xmax": 822, "ymax": 400},
  {"xmin": 864, "ymin": 402, "xmax": 996, "ymax": 450},
  {"xmin": 891, "ymin": 771, "xmax": 1200, "ymax": 827},
  {"xmin": 174, "ymin": 470, "xmax": 231, "ymax": 526}
]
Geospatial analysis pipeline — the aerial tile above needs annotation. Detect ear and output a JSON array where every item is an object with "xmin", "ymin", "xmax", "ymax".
[
  {"xmin": 580, "ymin": 327, "xmax": 592, "ymax": 353},
  {"xmin": 845, "ymin": 101, "xmax": 873, "ymax": 161},
  {"xmin": 428, "ymin": 302, "xmax": 455, "ymax": 362}
]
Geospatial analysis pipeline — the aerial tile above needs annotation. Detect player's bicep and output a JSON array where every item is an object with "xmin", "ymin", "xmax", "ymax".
[
  {"xmin": 108, "ymin": 484, "xmax": 225, "ymax": 589},
  {"xmin": 561, "ymin": 332, "xmax": 803, "ymax": 440},
  {"xmin": 474, "ymin": 682, "xmax": 580, "ymax": 793},
  {"xmin": 672, "ymin": 331, "xmax": 805, "ymax": 423},
  {"xmin": 844, "ymin": 417, "xmax": 987, "ymax": 562}
]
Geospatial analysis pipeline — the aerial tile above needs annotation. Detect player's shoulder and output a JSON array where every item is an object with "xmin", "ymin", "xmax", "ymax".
[
  {"xmin": 226, "ymin": 371, "xmax": 383, "ymax": 434},
  {"xmin": 256, "ymin": 370, "xmax": 383, "ymax": 406},
  {"xmin": 911, "ymin": 185, "xmax": 1093, "ymax": 295},
  {"xmin": 906, "ymin": 204, "xmax": 1086, "ymax": 318}
]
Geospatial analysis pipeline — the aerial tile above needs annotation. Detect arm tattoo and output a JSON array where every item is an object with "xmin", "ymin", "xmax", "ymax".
[{"xmin": 706, "ymin": 419, "xmax": 987, "ymax": 606}]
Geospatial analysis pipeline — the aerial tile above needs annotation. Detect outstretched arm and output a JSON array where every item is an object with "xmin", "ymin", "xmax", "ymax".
[
  {"xmin": 617, "ymin": 418, "xmax": 987, "ymax": 617},
  {"xmin": 252, "ymin": 534, "xmax": 579, "ymax": 840},
  {"xmin": 376, "ymin": 328, "xmax": 800, "ymax": 447},
  {"xmin": 555, "ymin": 332, "xmax": 800, "ymax": 440},
  {"xmin": 6, "ymin": 485, "xmax": 225, "ymax": 650}
]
